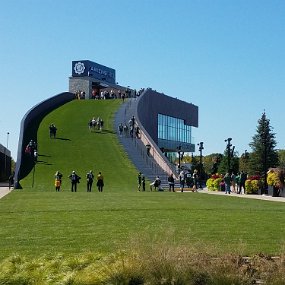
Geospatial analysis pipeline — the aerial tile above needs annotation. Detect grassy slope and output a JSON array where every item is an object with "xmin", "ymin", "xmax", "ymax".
[
  {"xmin": 20, "ymin": 99, "xmax": 138, "ymax": 191},
  {"xmin": 0, "ymin": 99, "xmax": 284, "ymax": 260}
]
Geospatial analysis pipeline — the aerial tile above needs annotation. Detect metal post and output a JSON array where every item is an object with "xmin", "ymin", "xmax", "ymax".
[
  {"xmin": 197, "ymin": 142, "xmax": 204, "ymax": 188},
  {"xmin": 7, "ymin": 132, "xmax": 9, "ymax": 149},
  {"xmin": 224, "ymin": 138, "xmax": 232, "ymax": 172},
  {"xmin": 177, "ymin": 146, "xmax": 181, "ymax": 172}
]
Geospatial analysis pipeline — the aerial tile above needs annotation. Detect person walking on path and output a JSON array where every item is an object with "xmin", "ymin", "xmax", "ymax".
[
  {"xmin": 86, "ymin": 170, "xmax": 94, "ymax": 192},
  {"xmin": 118, "ymin": 123, "xmax": 123, "ymax": 137},
  {"xmin": 137, "ymin": 172, "xmax": 142, "ymax": 191},
  {"xmin": 97, "ymin": 172, "xmax": 104, "ymax": 192},
  {"xmin": 141, "ymin": 174, "xmax": 145, "ymax": 191},
  {"xmin": 69, "ymin": 171, "xmax": 81, "ymax": 192},
  {"xmin": 179, "ymin": 170, "xmax": 185, "ymax": 192},
  {"xmin": 54, "ymin": 171, "xmax": 63, "ymax": 192},
  {"xmin": 168, "ymin": 173, "xmax": 175, "ymax": 192},
  {"xmin": 192, "ymin": 169, "xmax": 199, "ymax": 192},
  {"xmin": 224, "ymin": 172, "xmax": 232, "ymax": 194},
  {"xmin": 239, "ymin": 171, "xmax": 247, "ymax": 194},
  {"xmin": 8, "ymin": 172, "xmax": 14, "ymax": 189}
]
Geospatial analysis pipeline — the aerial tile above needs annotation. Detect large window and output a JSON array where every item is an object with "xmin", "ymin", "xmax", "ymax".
[{"xmin": 158, "ymin": 114, "xmax": 191, "ymax": 143}]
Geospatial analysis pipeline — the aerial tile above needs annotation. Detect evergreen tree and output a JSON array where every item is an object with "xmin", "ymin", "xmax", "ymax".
[
  {"xmin": 249, "ymin": 112, "xmax": 279, "ymax": 188},
  {"xmin": 277, "ymin": 149, "xmax": 285, "ymax": 169},
  {"xmin": 218, "ymin": 151, "xmax": 239, "ymax": 175}
]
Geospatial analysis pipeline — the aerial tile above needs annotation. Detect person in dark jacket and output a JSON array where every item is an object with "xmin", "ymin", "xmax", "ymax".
[
  {"xmin": 86, "ymin": 170, "xmax": 94, "ymax": 192},
  {"xmin": 168, "ymin": 173, "xmax": 175, "ymax": 192},
  {"xmin": 69, "ymin": 171, "xmax": 81, "ymax": 192}
]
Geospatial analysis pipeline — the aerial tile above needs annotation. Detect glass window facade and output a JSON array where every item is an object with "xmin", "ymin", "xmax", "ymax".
[{"xmin": 158, "ymin": 114, "xmax": 192, "ymax": 144}]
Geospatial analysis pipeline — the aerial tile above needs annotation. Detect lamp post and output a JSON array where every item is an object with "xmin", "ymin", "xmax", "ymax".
[
  {"xmin": 177, "ymin": 146, "xmax": 182, "ymax": 172},
  {"xmin": 7, "ymin": 132, "xmax": 9, "ymax": 149},
  {"xmin": 224, "ymin": 138, "xmax": 233, "ymax": 172},
  {"xmin": 197, "ymin": 142, "xmax": 204, "ymax": 188},
  {"xmin": 261, "ymin": 130, "xmax": 268, "ymax": 194}
]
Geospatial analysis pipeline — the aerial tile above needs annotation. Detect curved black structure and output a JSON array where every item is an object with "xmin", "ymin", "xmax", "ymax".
[{"xmin": 14, "ymin": 92, "xmax": 74, "ymax": 188}]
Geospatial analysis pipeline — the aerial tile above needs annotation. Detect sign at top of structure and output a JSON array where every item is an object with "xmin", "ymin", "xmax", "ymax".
[{"xmin": 72, "ymin": 60, "xmax": 116, "ymax": 84}]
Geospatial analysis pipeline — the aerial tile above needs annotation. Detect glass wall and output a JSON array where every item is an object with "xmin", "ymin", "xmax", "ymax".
[{"xmin": 158, "ymin": 114, "xmax": 192, "ymax": 148}]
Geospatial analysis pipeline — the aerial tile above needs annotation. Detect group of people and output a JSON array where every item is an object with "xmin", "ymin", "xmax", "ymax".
[
  {"xmin": 24, "ymin": 139, "xmax": 38, "ymax": 162},
  {"xmin": 178, "ymin": 169, "xmax": 199, "ymax": 192},
  {"xmin": 88, "ymin": 117, "xmax": 104, "ymax": 131},
  {"xmin": 137, "ymin": 169, "xmax": 200, "ymax": 192},
  {"xmin": 118, "ymin": 115, "xmax": 140, "ymax": 139},
  {"xmin": 49, "ymin": 124, "xmax": 57, "ymax": 138},
  {"xmin": 220, "ymin": 171, "xmax": 247, "ymax": 194},
  {"xmin": 84, "ymin": 87, "xmax": 132, "ymax": 100},
  {"xmin": 54, "ymin": 170, "xmax": 104, "ymax": 192}
]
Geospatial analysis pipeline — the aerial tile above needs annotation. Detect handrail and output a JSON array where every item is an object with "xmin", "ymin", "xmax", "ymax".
[{"xmin": 132, "ymin": 90, "xmax": 178, "ymax": 179}]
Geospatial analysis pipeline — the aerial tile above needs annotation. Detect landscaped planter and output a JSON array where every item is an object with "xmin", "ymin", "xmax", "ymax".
[
  {"xmin": 268, "ymin": 185, "xmax": 274, "ymax": 196},
  {"xmin": 268, "ymin": 185, "xmax": 284, "ymax": 197},
  {"xmin": 267, "ymin": 168, "xmax": 285, "ymax": 197}
]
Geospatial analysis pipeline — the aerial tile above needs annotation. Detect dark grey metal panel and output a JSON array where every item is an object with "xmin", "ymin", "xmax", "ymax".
[{"xmin": 137, "ymin": 89, "xmax": 198, "ymax": 145}]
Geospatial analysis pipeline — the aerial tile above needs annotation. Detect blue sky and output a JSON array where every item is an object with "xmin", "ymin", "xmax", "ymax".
[{"xmin": 1, "ymin": 0, "xmax": 284, "ymax": 160}]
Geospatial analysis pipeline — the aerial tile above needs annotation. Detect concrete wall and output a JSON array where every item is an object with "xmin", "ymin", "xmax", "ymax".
[
  {"xmin": 69, "ymin": 77, "xmax": 91, "ymax": 98},
  {"xmin": 14, "ymin": 92, "xmax": 74, "ymax": 188}
]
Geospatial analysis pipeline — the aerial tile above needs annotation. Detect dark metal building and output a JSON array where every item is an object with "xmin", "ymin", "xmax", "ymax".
[
  {"xmin": 0, "ymin": 144, "xmax": 11, "ymax": 181},
  {"xmin": 137, "ymin": 88, "xmax": 198, "ymax": 162}
]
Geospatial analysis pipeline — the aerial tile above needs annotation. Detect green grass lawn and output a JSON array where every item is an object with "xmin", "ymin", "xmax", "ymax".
[
  {"xmin": 20, "ymin": 100, "xmax": 138, "ymax": 191},
  {"xmin": 1, "ymin": 99, "xmax": 284, "ymax": 262},
  {"xmin": 0, "ymin": 190, "xmax": 284, "ymax": 260}
]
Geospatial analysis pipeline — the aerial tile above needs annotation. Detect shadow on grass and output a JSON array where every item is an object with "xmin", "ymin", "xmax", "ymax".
[
  {"xmin": 55, "ymin": 137, "xmax": 71, "ymax": 141},
  {"xmin": 38, "ymin": 154, "xmax": 51, "ymax": 158},
  {"xmin": 36, "ymin": 161, "xmax": 53, "ymax": 165},
  {"xmin": 91, "ymin": 129, "xmax": 116, "ymax": 135}
]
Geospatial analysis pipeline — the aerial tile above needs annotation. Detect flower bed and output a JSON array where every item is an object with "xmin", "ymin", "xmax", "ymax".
[
  {"xmin": 206, "ymin": 174, "xmax": 223, "ymax": 191},
  {"xmin": 245, "ymin": 175, "xmax": 261, "ymax": 194}
]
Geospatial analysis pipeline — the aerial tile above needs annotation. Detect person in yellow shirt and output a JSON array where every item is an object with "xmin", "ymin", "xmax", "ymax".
[
  {"xmin": 97, "ymin": 172, "xmax": 104, "ymax": 192},
  {"xmin": 54, "ymin": 171, "xmax": 62, "ymax": 192}
]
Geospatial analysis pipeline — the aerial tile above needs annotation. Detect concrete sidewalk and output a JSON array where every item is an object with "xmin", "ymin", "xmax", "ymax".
[
  {"xmin": 0, "ymin": 185, "xmax": 284, "ymax": 203},
  {"xmin": 198, "ymin": 188, "xmax": 285, "ymax": 203},
  {"xmin": 0, "ymin": 186, "xmax": 13, "ymax": 199}
]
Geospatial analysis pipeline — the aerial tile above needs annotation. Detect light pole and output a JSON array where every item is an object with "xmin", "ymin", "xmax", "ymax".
[
  {"xmin": 7, "ymin": 132, "xmax": 9, "ymax": 149},
  {"xmin": 224, "ymin": 138, "xmax": 233, "ymax": 172},
  {"xmin": 261, "ymin": 130, "xmax": 268, "ymax": 194},
  {"xmin": 197, "ymin": 142, "xmax": 204, "ymax": 188},
  {"xmin": 177, "ymin": 146, "xmax": 182, "ymax": 172}
]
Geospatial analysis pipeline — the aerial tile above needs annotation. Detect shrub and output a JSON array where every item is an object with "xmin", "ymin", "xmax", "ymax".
[
  {"xmin": 245, "ymin": 176, "xmax": 261, "ymax": 194},
  {"xmin": 206, "ymin": 174, "xmax": 223, "ymax": 191}
]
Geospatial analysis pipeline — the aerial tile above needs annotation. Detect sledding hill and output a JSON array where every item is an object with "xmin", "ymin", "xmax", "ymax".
[{"xmin": 20, "ymin": 99, "xmax": 138, "ymax": 191}]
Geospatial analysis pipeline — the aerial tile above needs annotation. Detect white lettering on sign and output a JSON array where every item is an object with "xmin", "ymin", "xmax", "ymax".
[{"xmin": 90, "ymin": 66, "xmax": 114, "ymax": 79}]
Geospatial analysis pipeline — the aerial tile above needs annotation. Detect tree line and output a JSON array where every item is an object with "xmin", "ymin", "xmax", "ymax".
[{"xmin": 183, "ymin": 112, "xmax": 284, "ymax": 188}]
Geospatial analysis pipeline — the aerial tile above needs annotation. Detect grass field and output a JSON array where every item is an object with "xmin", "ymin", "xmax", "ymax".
[
  {"xmin": 0, "ymin": 190, "xmax": 285, "ymax": 259},
  {"xmin": 1, "ymin": 99, "xmax": 285, "ymax": 283},
  {"xmin": 1, "ymin": 99, "xmax": 285, "ymax": 258},
  {"xmin": 0, "ymin": 100, "xmax": 285, "ymax": 285}
]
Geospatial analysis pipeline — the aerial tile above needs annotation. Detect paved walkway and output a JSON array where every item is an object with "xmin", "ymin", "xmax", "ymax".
[
  {"xmin": 198, "ymin": 188, "xmax": 285, "ymax": 203},
  {"xmin": 0, "ymin": 185, "xmax": 13, "ymax": 199},
  {"xmin": 0, "ymin": 185, "xmax": 284, "ymax": 202}
]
